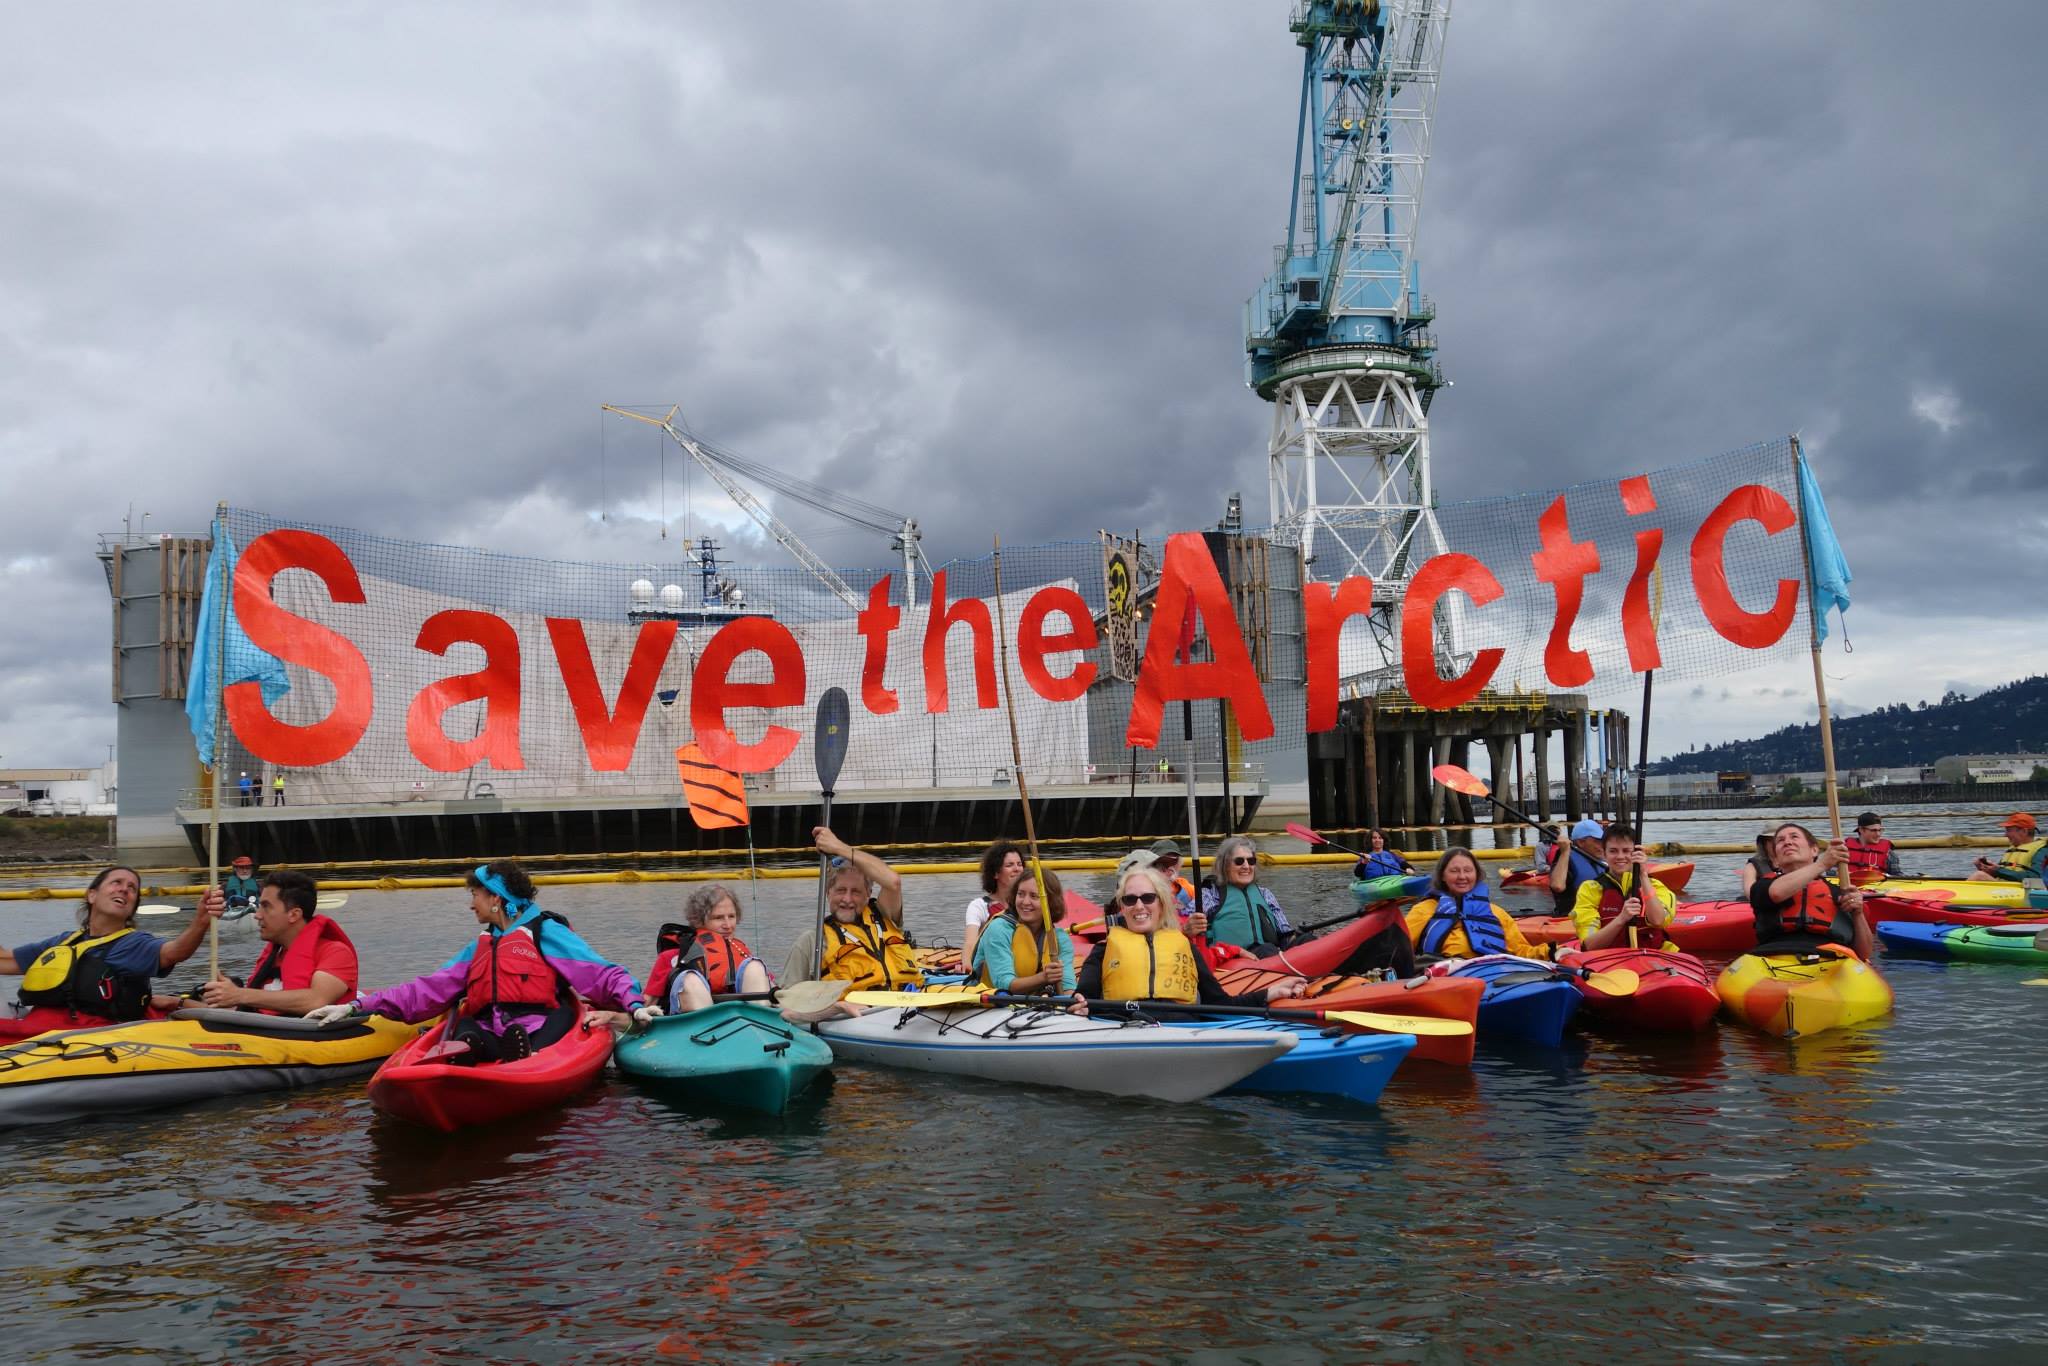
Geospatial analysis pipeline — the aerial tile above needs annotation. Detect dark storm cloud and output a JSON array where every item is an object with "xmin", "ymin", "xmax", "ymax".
[{"xmin": 2, "ymin": 1, "xmax": 2044, "ymax": 764}]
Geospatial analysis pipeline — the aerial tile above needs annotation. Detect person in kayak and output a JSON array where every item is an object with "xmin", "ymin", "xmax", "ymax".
[
  {"xmin": 1408, "ymin": 848, "xmax": 1545, "ymax": 960},
  {"xmin": 1748, "ymin": 823, "xmax": 1875, "ymax": 960},
  {"xmin": 1843, "ymin": 812, "xmax": 1903, "ymax": 885},
  {"xmin": 647, "ymin": 884, "xmax": 772, "ymax": 1013},
  {"xmin": 787, "ymin": 827, "xmax": 924, "ymax": 991},
  {"xmin": 1970, "ymin": 812, "xmax": 2047, "ymax": 882},
  {"xmin": 961, "ymin": 841, "xmax": 1026, "ymax": 973},
  {"xmin": 307, "ymin": 861, "xmax": 655, "ymax": 1059},
  {"xmin": 1071, "ymin": 865, "xmax": 1304, "ymax": 1011},
  {"xmin": 1147, "ymin": 838, "xmax": 1199, "ymax": 918},
  {"xmin": 1547, "ymin": 819, "xmax": 1608, "ymax": 915},
  {"xmin": 223, "ymin": 856, "xmax": 262, "ymax": 912},
  {"xmin": 1571, "ymin": 826, "xmax": 1679, "ymax": 951},
  {"xmin": 1, "ymin": 865, "xmax": 220, "ymax": 1023},
  {"xmin": 1202, "ymin": 836, "xmax": 1293, "ymax": 955},
  {"xmin": 195, "ymin": 871, "xmax": 357, "ymax": 1015},
  {"xmin": 971, "ymin": 869, "xmax": 1076, "ymax": 996},
  {"xmin": 1354, "ymin": 830, "xmax": 1414, "ymax": 881},
  {"xmin": 1739, "ymin": 824, "xmax": 1778, "ymax": 896}
]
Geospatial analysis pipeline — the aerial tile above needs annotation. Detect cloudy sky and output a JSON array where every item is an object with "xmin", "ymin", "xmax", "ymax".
[{"xmin": 4, "ymin": 0, "xmax": 2045, "ymax": 771}]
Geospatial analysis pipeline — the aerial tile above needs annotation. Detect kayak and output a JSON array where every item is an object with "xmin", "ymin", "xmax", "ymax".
[
  {"xmin": 1716, "ymin": 947, "xmax": 1893, "ymax": 1039},
  {"xmin": 1512, "ymin": 902, "xmax": 1754, "ymax": 958},
  {"xmin": 1858, "ymin": 878, "xmax": 2031, "ymax": 908},
  {"xmin": 368, "ymin": 1005, "xmax": 615, "ymax": 1132},
  {"xmin": 1513, "ymin": 916, "xmax": 1580, "ymax": 948},
  {"xmin": 1559, "ymin": 947, "xmax": 1718, "ymax": 1033},
  {"xmin": 0, "ymin": 1004, "xmax": 172, "ymax": 1045},
  {"xmin": 1212, "ymin": 965, "xmax": 1483, "ymax": 1066},
  {"xmin": 1217, "ymin": 905, "xmax": 1406, "ymax": 977},
  {"xmin": 1876, "ymin": 921, "xmax": 2048, "ymax": 966},
  {"xmin": 613, "ymin": 1003, "xmax": 834, "ymax": 1114},
  {"xmin": 1435, "ymin": 957, "xmax": 1581, "ymax": 1047},
  {"xmin": 0, "ymin": 1008, "xmax": 419, "ymax": 1129},
  {"xmin": 813, "ymin": 1002, "xmax": 1294, "ymax": 1102},
  {"xmin": 1182, "ymin": 1018, "xmax": 1414, "ymax": 1104},
  {"xmin": 1502, "ymin": 861, "xmax": 1695, "ymax": 894},
  {"xmin": 1861, "ymin": 895, "xmax": 2048, "ymax": 929}
]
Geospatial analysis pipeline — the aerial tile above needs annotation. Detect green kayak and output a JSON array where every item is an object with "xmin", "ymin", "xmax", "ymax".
[
  {"xmin": 1931, "ymin": 924, "xmax": 2048, "ymax": 965},
  {"xmin": 613, "ymin": 1003, "xmax": 833, "ymax": 1114}
]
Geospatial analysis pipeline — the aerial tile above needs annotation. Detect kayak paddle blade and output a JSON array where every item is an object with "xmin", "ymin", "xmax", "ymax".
[
  {"xmin": 1319, "ymin": 1010, "xmax": 1473, "ymax": 1037},
  {"xmin": 814, "ymin": 688, "xmax": 851, "ymax": 796},
  {"xmin": 1581, "ymin": 967, "xmax": 1643, "ymax": 996},
  {"xmin": 845, "ymin": 989, "xmax": 986, "ymax": 1009},
  {"xmin": 1431, "ymin": 763, "xmax": 1489, "ymax": 797},
  {"xmin": 1284, "ymin": 822, "xmax": 1328, "ymax": 848},
  {"xmin": 315, "ymin": 893, "xmax": 348, "ymax": 911},
  {"xmin": 136, "ymin": 904, "xmax": 183, "ymax": 917}
]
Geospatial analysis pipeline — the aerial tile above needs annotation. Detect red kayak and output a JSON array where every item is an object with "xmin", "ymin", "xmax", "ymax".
[
  {"xmin": 1213, "ymin": 964, "xmax": 1482, "ymax": 1067},
  {"xmin": 1215, "ymin": 906, "xmax": 1405, "ymax": 978},
  {"xmin": 367, "ymin": 1005, "xmax": 614, "ymax": 1132},
  {"xmin": 1502, "ymin": 861, "xmax": 1695, "ymax": 894},
  {"xmin": 1661, "ymin": 901, "xmax": 1757, "ymax": 956},
  {"xmin": 0, "ymin": 1005, "xmax": 169, "ymax": 1044},
  {"xmin": 1560, "ymin": 946, "xmax": 1718, "ymax": 1033},
  {"xmin": 1861, "ymin": 895, "xmax": 2048, "ymax": 929}
]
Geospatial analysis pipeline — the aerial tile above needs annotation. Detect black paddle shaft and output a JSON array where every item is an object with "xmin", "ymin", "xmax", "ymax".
[{"xmin": 811, "ymin": 688, "xmax": 852, "ymax": 981}]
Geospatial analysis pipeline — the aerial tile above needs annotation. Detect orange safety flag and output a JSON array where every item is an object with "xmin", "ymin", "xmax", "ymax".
[{"xmin": 676, "ymin": 743, "xmax": 750, "ymax": 830}]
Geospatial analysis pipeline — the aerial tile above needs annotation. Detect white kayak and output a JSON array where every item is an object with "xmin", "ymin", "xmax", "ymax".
[{"xmin": 813, "ymin": 1002, "xmax": 1295, "ymax": 1102}]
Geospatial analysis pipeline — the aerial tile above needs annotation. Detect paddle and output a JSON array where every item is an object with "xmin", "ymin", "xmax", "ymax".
[
  {"xmin": 1285, "ymin": 822, "xmax": 1367, "ymax": 860},
  {"xmin": 809, "ymin": 687, "xmax": 851, "ymax": 982},
  {"xmin": 137, "ymin": 904, "xmax": 184, "ymax": 917},
  {"xmin": 710, "ymin": 980, "xmax": 850, "ymax": 1014},
  {"xmin": 991, "ymin": 536, "xmax": 1058, "ymax": 994},
  {"xmin": 1483, "ymin": 964, "xmax": 1642, "ymax": 995},
  {"xmin": 841, "ymin": 988, "xmax": 1474, "ymax": 1037},
  {"xmin": 1430, "ymin": 764, "xmax": 1548, "ymax": 835},
  {"xmin": 315, "ymin": 893, "xmax": 348, "ymax": 912}
]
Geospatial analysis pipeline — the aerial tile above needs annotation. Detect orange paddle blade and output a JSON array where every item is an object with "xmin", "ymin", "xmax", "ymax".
[
  {"xmin": 676, "ymin": 743, "xmax": 750, "ymax": 829},
  {"xmin": 1431, "ymin": 763, "xmax": 1490, "ymax": 797}
]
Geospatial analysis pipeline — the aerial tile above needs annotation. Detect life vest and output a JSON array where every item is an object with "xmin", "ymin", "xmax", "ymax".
[
  {"xmin": 1843, "ymin": 837, "xmax": 1893, "ymax": 886},
  {"xmin": 460, "ymin": 916, "xmax": 569, "ymax": 1016},
  {"xmin": 244, "ymin": 915, "xmax": 355, "ymax": 1010},
  {"xmin": 1588, "ymin": 874, "xmax": 1674, "ymax": 950},
  {"xmin": 1553, "ymin": 849, "xmax": 1606, "ymax": 914},
  {"xmin": 16, "ymin": 927, "xmax": 153, "ymax": 1021},
  {"xmin": 223, "ymin": 874, "xmax": 262, "ymax": 907},
  {"xmin": 1099, "ymin": 925, "xmax": 1199, "ymax": 1003},
  {"xmin": 819, "ymin": 902, "xmax": 924, "ymax": 991},
  {"xmin": 1999, "ymin": 838, "xmax": 2047, "ymax": 876},
  {"xmin": 1417, "ymin": 889, "xmax": 1508, "ymax": 958},
  {"xmin": 1208, "ymin": 884, "xmax": 1284, "ymax": 952},
  {"xmin": 1776, "ymin": 879, "xmax": 1841, "ymax": 939},
  {"xmin": 972, "ymin": 912, "xmax": 1061, "ymax": 989},
  {"xmin": 679, "ymin": 932, "xmax": 753, "ymax": 996},
  {"xmin": 1359, "ymin": 850, "xmax": 1407, "ymax": 880},
  {"xmin": 645, "ymin": 923, "xmax": 694, "ymax": 1010}
]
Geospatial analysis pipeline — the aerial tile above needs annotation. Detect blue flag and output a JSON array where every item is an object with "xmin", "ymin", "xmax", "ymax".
[
  {"xmin": 1796, "ymin": 455, "xmax": 1852, "ymax": 645},
  {"xmin": 185, "ymin": 522, "xmax": 291, "ymax": 766}
]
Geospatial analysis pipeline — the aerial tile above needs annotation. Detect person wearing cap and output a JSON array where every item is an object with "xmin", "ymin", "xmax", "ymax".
[
  {"xmin": 1146, "ymin": 838, "xmax": 1200, "ymax": 921},
  {"xmin": 223, "ymin": 856, "xmax": 262, "ymax": 911},
  {"xmin": 306, "ymin": 859, "xmax": 656, "ymax": 1059},
  {"xmin": 1842, "ymin": 812, "xmax": 1902, "ymax": 886},
  {"xmin": 1547, "ymin": 818, "xmax": 1607, "ymax": 915},
  {"xmin": 237, "ymin": 772, "xmax": 254, "ymax": 807},
  {"xmin": 197, "ymin": 871, "xmax": 357, "ymax": 1016},
  {"xmin": 1972, "ymin": 813, "xmax": 2048, "ymax": 882}
]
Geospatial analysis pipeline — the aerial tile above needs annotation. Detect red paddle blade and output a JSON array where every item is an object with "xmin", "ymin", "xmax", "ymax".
[
  {"xmin": 1284, "ymin": 822, "xmax": 1327, "ymax": 848},
  {"xmin": 1431, "ymin": 763, "xmax": 1490, "ymax": 797},
  {"xmin": 677, "ymin": 743, "xmax": 750, "ymax": 830}
]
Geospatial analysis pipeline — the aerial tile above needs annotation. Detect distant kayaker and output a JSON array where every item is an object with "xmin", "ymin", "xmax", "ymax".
[
  {"xmin": 1843, "ymin": 812, "xmax": 1903, "ymax": 885},
  {"xmin": 1748, "ymin": 824, "xmax": 1875, "ymax": 960},
  {"xmin": 196, "ymin": 871, "xmax": 357, "ymax": 1015},
  {"xmin": 961, "ymin": 840, "xmax": 1026, "ymax": 973},
  {"xmin": 1571, "ymin": 826, "xmax": 1678, "ymax": 951},
  {"xmin": 970, "ymin": 869, "xmax": 1076, "ymax": 996},
  {"xmin": 647, "ymin": 883, "xmax": 772, "ymax": 1013},
  {"xmin": 1970, "ymin": 812, "xmax": 2047, "ymax": 882},
  {"xmin": 1202, "ymin": 836, "xmax": 1293, "ymax": 955},
  {"xmin": 1147, "ymin": 838, "xmax": 1200, "ymax": 920},
  {"xmin": 1071, "ymin": 865, "xmax": 1305, "ymax": 1012},
  {"xmin": 1547, "ymin": 819, "xmax": 1607, "ymax": 915},
  {"xmin": 1353, "ymin": 829, "xmax": 1414, "ymax": 882},
  {"xmin": 222, "ymin": 855, "xmax": 261, "ymax": 911},
  {"xmin": 306, "ymin": 861, "xmax": 656, "ymax": 1059},
  {"xmin": 1739, "ymin": 824, "xmax": 1778, "ymax": 896},
  {"xmin": 784, "ymin": 828, "xmax": 925, "ymax": 991},
  {"xmin": 1407, "ymin": 848, "xmax": 1546, "ymax": 961},
  {"xmin": 1, "ymin": 866, "xmax": 221, "ymax": 1024}
]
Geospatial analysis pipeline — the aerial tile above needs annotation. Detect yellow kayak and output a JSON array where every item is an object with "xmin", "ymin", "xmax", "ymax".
[
  {"xmin": 1716, "ymin": 947, "xmax": 1894, "ymax": 1040},
  {"xmin": 0, "ymin": 1008, "xmax": 422, "ymax": 1128},
  {"xmin": 1859, "ymin": 878, "xmax": 2031, "ymax": 908}
]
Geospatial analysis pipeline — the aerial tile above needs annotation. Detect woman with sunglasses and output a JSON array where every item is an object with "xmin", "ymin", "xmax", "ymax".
[
  {"xmin": 1073, "ymin": 864, "xmax": 1305, "ymax": 1011},
  {"xmin": 970, "ymin": 869, "xmax": 1076, "ymax": 996},
  {"xmin": 1200, "ymin": 835, "xmax": 1295, "ymax": 955}
]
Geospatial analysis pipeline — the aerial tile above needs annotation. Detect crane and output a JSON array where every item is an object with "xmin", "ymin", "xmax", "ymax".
[{"xmin": 602, "ymin": 404, "xmax": 927, "ymax": 611}]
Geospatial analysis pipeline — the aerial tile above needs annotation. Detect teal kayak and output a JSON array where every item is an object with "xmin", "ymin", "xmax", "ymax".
[
  {"xmin": 1877, "ymin": 921, "xmax": 2048, "ymax": 966},
  {"xmin": 613, "ymin": 1003, "xmax": 833, "ymax": 1114}
]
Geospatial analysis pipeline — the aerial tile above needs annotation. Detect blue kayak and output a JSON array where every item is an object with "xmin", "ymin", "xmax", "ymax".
[
  {"xmin": 1186, "ymin": 1017, "xmax": 1415, "ymax": 1103},
  {"xmin": 1878, "ymin": 920, "xmax": 2048, "ymax": 965},
  {"xmin": 1443, "ymin": 958, "xmax": 1581, "ymax": 1047},
  {"xmin": 613, "ymin": 1003, "xmax": 833, "ymax": 1114}
]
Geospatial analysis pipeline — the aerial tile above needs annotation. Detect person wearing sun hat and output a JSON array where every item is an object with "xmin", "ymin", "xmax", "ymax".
[
  {"xmin": 1972, "ymin": 812, "xmax": 2048, "ymax": 882},
  {"xmin": 1546, "ymin": 817, "xmax": 1608, "ymax": 914},
  {"xmin": 223, "ymin": 855, "xmax": 262, "ymax": 911}
]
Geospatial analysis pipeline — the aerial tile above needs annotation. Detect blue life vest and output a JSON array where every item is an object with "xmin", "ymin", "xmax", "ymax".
[
  {"xmin": 1360, "ymin": 850, "xmax": 1408, "ymax": 880},
  {"xmin": 1553, "ymin": 848, "xmax": 1607, "ymax": 914},
  {"xmin": 1418, "ymin": 888, "xmax": 1508, "ymax": 957}
]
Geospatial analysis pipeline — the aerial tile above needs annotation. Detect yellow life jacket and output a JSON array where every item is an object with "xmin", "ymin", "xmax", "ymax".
[
  {"xmin": 819, "ymin": 903, "xmax": 924, "ymax": 991},
  {"xmin": 1999, "ymin": 838, "xmax": 2047, "ymax": 874},
  {"xmin": 1099, "ymin": 925, "xmax": 1199, "ymax": 1003},
  {"xmin": 18, "ymin": 927, "xmax": 151, "ymax": 1020}
]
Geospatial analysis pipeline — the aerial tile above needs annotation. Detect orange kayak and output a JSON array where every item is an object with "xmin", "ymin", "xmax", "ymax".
[{"xmin": 1212, "ymin": 964, "xmax": 1482, "ymax": 1067}]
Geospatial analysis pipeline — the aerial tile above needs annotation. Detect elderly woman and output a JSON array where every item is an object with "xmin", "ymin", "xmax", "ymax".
[
  {"xmin": 648, "ymin": 883, "xmax": 773, "ymax": 1013},
  {"xmin": 1, "ymin": 865, "xmax": 219, "ymax": 1029},
  {"xmin": 1405, "ymin": 848, "xmax": 1545, "ymax": 960},
  {"xmin": 1075, "ymin": 864, "xmax": 1305, "ymax": 1009},
  {"xmin": 1201, "ymin": 835, "xmax": 1293, "ymax": 955},
  {"xmin": 961, "ymin": 840, "xmax": 1026, "ymax": 973},
  {"xmin": 970, "ymin": 869, "xmax": 1076, "ymax": 996},
  {"xmin": 1749, "ymin": 823, "xmax": 1874, "ymax": 960}
]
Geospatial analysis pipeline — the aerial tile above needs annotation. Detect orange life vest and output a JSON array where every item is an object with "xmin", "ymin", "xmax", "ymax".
[
  {"xmin": 461, "ymin": 921, "xmax": 565, "ymax": 1016},
  {"xmin": 682, "ymin": 932, "xmax": 752, "ymax": 995},
  {"xmin": 1776, "ymin": 880, "xmax": 1841, "ymax": 938},
  {"xmin": 1842, "ymin": 838, "xmax": 1892, "ymax": 886}
]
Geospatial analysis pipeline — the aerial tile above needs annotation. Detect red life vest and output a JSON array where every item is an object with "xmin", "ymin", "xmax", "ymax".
[
  {"xmin": 1777, "ymin": 880, "xmax": 1841, "ymax": 938},
  {"xmin": 682, "ymin": 932, "xmax": 752, "ymax": 995},
  {"xmin": 461, "ymin": 921, "xmax": 565, "ymax": 1016},
  {"xmin": 1591, "ymin": 876, "xmax": 1675, "ymax": 950},
  {"xmin": 245, "ymin": 915, "xmax": 356, "ymax": 1012},
  {"xmin": 1842, "ymin": 838, "xmax": 1892, "ymax": 886}
]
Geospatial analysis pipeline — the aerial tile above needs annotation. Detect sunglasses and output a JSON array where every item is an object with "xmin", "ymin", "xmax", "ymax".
[
  {"xmin": 1228, "ymin": 856, "xmax": 1256, "ymax": 866},
  {"xmin": 1118, "ymin": 891, "xmax": 1160, "ymax": 907}
]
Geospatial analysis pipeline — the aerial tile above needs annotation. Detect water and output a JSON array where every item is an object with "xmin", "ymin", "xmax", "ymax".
[{"xmin": 2, "ymin": 813, "xmax": 2043, "ymax": 1363}]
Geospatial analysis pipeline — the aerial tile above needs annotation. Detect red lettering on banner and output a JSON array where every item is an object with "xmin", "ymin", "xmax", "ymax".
[
  {"xmin": 546, "ymin": 618, "xmax": 676, "ymax": 772},
  {"xmin": 691, "ymin": 617, "xmax": 806, "ymax": 772},
  {"xmin": 406, "ymin": 611, "xmax": 525, "ymax": 772},
  {"xmin": 1618, "ymin": 476, "xmax": 1664, "ymax": 671},
  {"xmin": 856, "ymin": 577, "xmax": 900, "ymax": 716},
  {"xmin": 1401, "ymin": 554, "xmax": 1506, "ymax": 710},
  {"xmin": 1125, "ymin": 533, "xmax": 1273, "ymax": 746},
  {"xmin": 1530, "ymin": 496, "xmax": 1599, "ymax": 689},
  {"xmin": 226, "ymin": 530, "xmax": 374, "ymax": 766},
  {"xmin": 1302, "ymin": 576, "xmax": 1375, "ymax": 733},
  {"xmin": 1017, "ymin": 587, "xmax": 1098, "ymax": 702},
  {"xmin": 1691, "ymin": 484, "xmax": 1800, "ymax": 649},
  {"xmin": 921, "ymin": 569, "xmax": 997, "ymax": 714}
]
